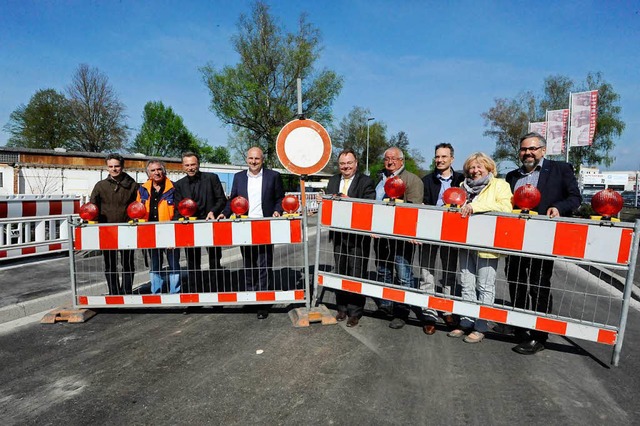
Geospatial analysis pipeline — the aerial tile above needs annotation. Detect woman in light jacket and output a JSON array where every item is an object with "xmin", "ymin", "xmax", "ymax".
[{"xmin": 448, "ymin": 152, "xmax": 513, "ymax": 343}]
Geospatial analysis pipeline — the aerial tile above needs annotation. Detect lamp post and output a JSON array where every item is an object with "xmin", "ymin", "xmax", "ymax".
[{"xmin": 365, "ymin": 117, "xmax": 375, "ymax": 176}]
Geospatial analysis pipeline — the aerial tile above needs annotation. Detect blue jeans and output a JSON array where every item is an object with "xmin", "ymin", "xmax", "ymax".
[
  {"xmin": 458, "ymin": 249, "xmax": 497, "ymax": 333},
  {"xmin": 375, "ymin": 238, "xmax": 417, "ymax": 319},
  {"xmin": 149, "ymin": 248, "xmax": 181, "ymax": 294}
]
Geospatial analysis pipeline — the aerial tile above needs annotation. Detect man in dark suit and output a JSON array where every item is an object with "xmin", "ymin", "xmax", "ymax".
[
  {"xmin": 420, "ymin": 143, "xmax": 465, "ymax": 334},
  {"xmin": 505, "ymin": 132, "xmax": 582, "ymax": 355},
  {"xmin": 322, "ymin": 149, "xmax": 376, "ymax": 327},
  {"xmin": 220, "ymin": 147, "xmax": 284, "ymax": 319},
  {"xmin": 173, "ymin": 151, "xmax": 227, "ymax": 292}
]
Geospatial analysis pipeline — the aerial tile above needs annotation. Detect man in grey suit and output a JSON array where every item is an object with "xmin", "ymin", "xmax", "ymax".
[{"xmin": 322, "ymin": 149, "xmax": 376, "ymax": 327}]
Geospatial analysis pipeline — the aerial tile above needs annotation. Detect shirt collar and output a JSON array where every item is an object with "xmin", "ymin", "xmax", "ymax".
[
  {"xmin": 519, "ymin": 157, "xmax": 545, "ymax": 175},
  {"xmin": 247, "ymin": 169, "xmax": 263, "ymax": 179}
]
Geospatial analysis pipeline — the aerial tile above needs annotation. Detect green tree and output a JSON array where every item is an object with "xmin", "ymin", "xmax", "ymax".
[
  {"xmin": 388, "ymin": 130, "xmax": 426, "ymax": 176},
  {"xmin": 483, "ymin": 72, "xmax": 624, "ymax": 170},
  {"xmin": 3, "ymin": 89, "xmax": 75, "ymax": 149},
  {"xmin": 330, "ymin": 106, "xmax": 387, "ymax": 175},
  {"xmin": 200, "ymin": 145, "xmax": 231, "ymax": 164},
  {"xmin": 200, "ymin": 1, "xmax": 343, "ymax": 168},
  {"xmin": 67, "ymin": 64, "xmax": 128, "ymax": 152},
  {"xmin": 131, "ymin": 101, "xmax": 199, "ymax": 157}
]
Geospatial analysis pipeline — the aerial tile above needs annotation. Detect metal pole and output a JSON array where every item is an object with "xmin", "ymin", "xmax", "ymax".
[
  {"xmin": 68, "ymin": 216, "xmax": 79, "ymax": 309},
  {"xmin": 612, "ymin": 218, "xmax": 640, "ymax": 366},
  {"xmin": 566, "ymin": 92, "xmax": 572, "ymax": 163},
  {"xmin": 311, "ymin": 195, "xmax": 324, "ymax": 307},
  {"xmin": 366, "ymin": 117, "xmax": 374, "ymax": 176},
  {"xmin": 300, "ymin": 176, "xmax": 311, "ymax": 310},
  {"xmin": 297, "ymin": 78, "xmax": 303, "ymax": 118}
]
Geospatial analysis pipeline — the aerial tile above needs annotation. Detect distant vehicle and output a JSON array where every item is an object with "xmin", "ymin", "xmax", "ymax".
[{"xmin": 622, "ymin": 191, "xmax": 638, "ymax": 208}]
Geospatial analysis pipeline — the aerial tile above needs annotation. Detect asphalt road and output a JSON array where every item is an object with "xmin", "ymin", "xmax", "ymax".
[{"xmin": 1, "ymin": 216, "xmax": 640, "ymax": 424}]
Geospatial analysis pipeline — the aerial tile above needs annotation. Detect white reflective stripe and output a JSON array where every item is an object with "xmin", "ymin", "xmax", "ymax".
[
  {"xmin": 371, "ymin": 204, "xmax": 394, "ymax": 234},
  {"xmin": 8, "ymin": 203, "xmax": 21, "ymax": 218},
  {"xmin": 236, "ymin": 292, "xmax": 256, "ymax": 302},
  {"xmin": 199, "ymin": 293, "xmax": 218, "ymax": 303},
  {"xmin": 584, "ymin": 226, "xmax": 621, "ymax": 264},
  {"xmin": 455, "ymin": 301, "xmax": 480, "ymax": 319},
  {"xmin": 62, "ymin": 202, "xmax": 76, "ymax": 215},
  {"xmin": 155, "ymin": 223, "xmax": 176, "ymax": 248},
  {"xmin": 36, "ymin": 202, "xmax": 49, "ymax": 216},
  {"xmin": 81, "ymin": 226, "xmax": 100, "ymax": 250},
  {"xmin": 193, "ymin": 222, "xmax": 213, "ymax": 247},
  {"xmin": 162, "ymin": 294, "xmax": 181, "ymax": 304},
  {"xmin": 118, "ymin": 225, "xmax": 138, "ymax": 249},
  {"xmin": 127, "ymin": 295, "xmax": 143, "ymax": 305},
  {"xmin": 7, "ymin": 248, "xmax": 21, "ymax": 257},
  {"xmin": 565, "ymin": 322, "xmax": 602, "ymax": 342},
  {"xmin": 270, "ymin": 219, "xmax": 292, "ymax": 244},
  {"xmin": 416, "ymin": 209, "xmax": 443, "ymax": 241},
  {"xmin": 505, "ymin": 310, "xmax": 536, "ymax": 330},
  {"xmin": 404, "ymin": 291, "xmax": 428, "ymax": 307},
  {"xmin": 331, "ymin": 201, "xmax": 353, "ymax": 229},
  {"xmin": 522, "ymin": 220, "xmax": 556, "ymax": 255},
  {"xmin": 275, "ymin": 291, "xmax": 298, "ymax": 301},
  {"xmin": 467, "ymin": 215, "xmax": 497, "ymax": 247},
  {"xmin": 232, "ymin": 221, "xmax": 252, "ymax": 245}
]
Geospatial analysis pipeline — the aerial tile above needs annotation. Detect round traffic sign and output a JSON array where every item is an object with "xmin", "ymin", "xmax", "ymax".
[{"xmin": 276, "ymin": 118, "xmax": 332, "ymax": 175}]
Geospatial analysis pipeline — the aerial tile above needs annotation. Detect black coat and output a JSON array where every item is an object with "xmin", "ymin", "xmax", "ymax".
[
  {"xmin": 326, "ymin": 172, "xmax": 376, "ymax": 200},
  {"xmin": 173, "ymin": 171, "xmax": 227, "ymax": 220},
  {"xmin": 222, "ymin": 168, "xmax": 285, "ymax": 217},
  {"xmin": 505, "ymin": 159, "xmax": 582, "ymax": 216},
  {"xmin": 422, "ymin": 169, "xmax": 465, "ymax": 205}
]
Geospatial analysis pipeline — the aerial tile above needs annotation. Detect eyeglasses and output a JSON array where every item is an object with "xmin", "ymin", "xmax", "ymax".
[
  {"xmin": 384, "ymin": 157, "xmax": 403, "ymax": 162},
  {"xmin": 338, "ymin": 161, "xmax": 355, "ymax": 166},
  {"xmin": 519, "ymin": 146, "xmax": 544, "ymax": 153}
]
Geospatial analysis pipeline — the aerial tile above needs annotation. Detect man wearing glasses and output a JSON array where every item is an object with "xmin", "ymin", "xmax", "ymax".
[
  {"xmin": 505, "ymin": 132, "xmax": 582, "ymax": 355},
  {"xmin": 374, "ymin": 147, "xmax": 424, "ymax": 330}
]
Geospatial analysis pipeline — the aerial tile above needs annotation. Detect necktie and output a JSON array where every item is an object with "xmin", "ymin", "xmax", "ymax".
[{"xmin": 341, "ymin": 178, "xmax": 350, "ymax": 195}]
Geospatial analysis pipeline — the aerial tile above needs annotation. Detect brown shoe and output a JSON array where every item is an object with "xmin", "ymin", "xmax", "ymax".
[
  {"xmin": 443, "ymin": 315, "xmax": 457, "ymax": 327},
  {"xmin": 423, "ymin": 323, "xmax": 436, "ymax": 335},
  {"xmin": 346, "ymin": 316, "xmax": 359, "ymax": 327},
  {"xmin": 336, "ymin": 311, "xmax": 347, "ymax": 322}
]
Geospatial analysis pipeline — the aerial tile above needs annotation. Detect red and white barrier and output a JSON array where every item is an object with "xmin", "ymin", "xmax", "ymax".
[
  {"xmin": 321, "ymin": 199, "xmax": 634, "ymax": 265},
  {"xmin": 74, "ymin": 217, "xmax": 303, "ymax": 250},
  {"xmin": 77, "ymin": 290, "xmax": 306, "ymax": 307},
  {"xmin": 319, "ymin": 274, "xmax": 617, "ymax": 345},
  {"xmin": 0, "ymin": 195, "xmax": 80, "ymax": 219}
]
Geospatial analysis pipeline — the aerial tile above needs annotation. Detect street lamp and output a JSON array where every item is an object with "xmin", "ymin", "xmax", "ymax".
[{"xmin": 365, "ymin": 117, "xmax": 375, "ymax": 176}]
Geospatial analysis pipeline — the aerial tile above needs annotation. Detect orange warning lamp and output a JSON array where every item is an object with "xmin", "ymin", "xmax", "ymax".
[
  {"xmin": 230, "ymin": 196, "xmax": 249, "ymax": 216},
  {"xmin": 513, "ymin": 184, "xmax": 541, "ymax": 213},
  {"xmin": 79, "ymin": 203, "xmax": 99, "ymax": 222},
  {"xmin": 282, "ymin": 195, "xmax": 300, "ymax": 214},
  {"xmin": 442, "ymin": 187, "xmax": 467, "ymax": 207},
  {"xmin": 591, "ymin": 189, "xmax": 623, "ymax": 220},
  {"xmin": 127, "ymin": 201, "xmax": 147, "ymax": 221},
  {"xmin": 178, "ymin": 198, "xmax": 198, "ymax": 218},
  {"xmin": 384, "ymin": 176, "xmax": 406, "ymax": 200}
]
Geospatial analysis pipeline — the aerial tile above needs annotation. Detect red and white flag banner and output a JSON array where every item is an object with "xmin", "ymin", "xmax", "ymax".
[
  {"xmin": 528, "ymin": 121, "xmax": 547, "ymax": 136},
  {"xmin": 569, "ymin": 90, "xmax": 598, "ymax": 147},
  {"xmin": 545, "ymin": 109, "xmax": 569, "ymax": 155}
]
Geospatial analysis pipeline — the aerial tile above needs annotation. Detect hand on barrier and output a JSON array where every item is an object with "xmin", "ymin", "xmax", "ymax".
[
  {"xmin": 206, "ymin": 211, "xmax": 216, "ymax": 220},
  {"xmin": 546, "ymin": 207, "xmax": 560, "ymax": 218},
  {"xmin": 216, "ymin": 213, "xmax": 226, "ymax": 220},
  {"xmin": 273, "ymin": 211, "xmax": 281, "ymax": 217},
  {"xmin": 460, "ymin": 204, "xmax": 474, "ymax": 218}
]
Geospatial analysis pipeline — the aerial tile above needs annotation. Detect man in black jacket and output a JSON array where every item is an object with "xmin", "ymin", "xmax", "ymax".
[
  {"xmin": 420, "ymin": 143, "xmax": 465, "ymax": 334},
  {"xmin": 173, "ymin": 151, "xmax": 227, "ymax": 292},
  {"xmin": 505, "ymin": 132, "xmax": 582, "ymax": 355},
  {"xmin": 322, "ymin": 149, "xmax": 376, "ymax": 327},
  {"xmin": 90, "ymin": 153, "xmax": 139, "ymax": 295}
]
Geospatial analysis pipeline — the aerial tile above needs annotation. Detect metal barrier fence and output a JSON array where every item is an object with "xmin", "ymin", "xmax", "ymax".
[
  {"xmin": 0, "ymin": 195, "xmax": 80, "ymax": 260},
  {"xmin": 285, "ymin": 192, "xmax": 320, "ymax": 214},
  {"xmin": 313, "ymin": 197, "xmax": 639, "ymax": 366},
  {"xmin": 70, "ymin": 216, "xmax": 309, "ymax": 309}
]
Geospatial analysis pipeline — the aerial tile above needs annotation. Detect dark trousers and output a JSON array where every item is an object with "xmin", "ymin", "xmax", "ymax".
[
  {"xmin": 184, "ymin": 246, "xmax": 222, "ymax": 292},
  {"xmin": 506, "ymin": 256, "xmax": 554, "ymax": 342},
  {"xmin": 333, "ymin": 233, "xmax": 370, "ymax": 318},
  {"xmin": 374, "ymin": 238, "xmax": 420, "ymax": 321},
  {"xmin": 240, "ymin": 244, "xmax": 273, "ymax": 292},
  {"xmin": 102, "ymin": 250, "xmax": 135, "ymax": 295}
]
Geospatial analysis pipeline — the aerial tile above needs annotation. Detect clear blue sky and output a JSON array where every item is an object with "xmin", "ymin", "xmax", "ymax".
[{"xmin": 1, "ymin": 0, "xmax": 638, "ymax": 172}]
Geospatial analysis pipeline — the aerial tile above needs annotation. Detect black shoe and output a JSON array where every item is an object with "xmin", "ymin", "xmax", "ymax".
[
  {"xmin": 257, "ymin": 310, "xmax": 269, "ymax": 320},
  {"xmin": 513, "ymin": 339, "xmax": 545, "ymax": 355},
  {"xmin": 336, "ymin": 311, "xmax": 347, "ymax": 322},
  {"xmin": 389, "ymin": 317, "xmax": 405, "ymax": 329},
  {"xmin": 346, "ymin": 316, "xmax": 359, "ymax": 327}
]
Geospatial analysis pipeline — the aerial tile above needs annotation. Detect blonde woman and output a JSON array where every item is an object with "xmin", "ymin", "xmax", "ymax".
[{"xmin": 447, "ymin": 153, "xmax": 513, "ymax": 343}]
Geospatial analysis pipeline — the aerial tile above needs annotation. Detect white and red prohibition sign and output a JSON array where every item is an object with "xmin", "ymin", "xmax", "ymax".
[{"xmin": 276, "ymin": 118, "xmax": 332, "ymax": 175}]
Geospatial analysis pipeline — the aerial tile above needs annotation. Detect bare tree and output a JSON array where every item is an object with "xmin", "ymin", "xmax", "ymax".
[{"xmin": 67, "ymin": 64, "xmax": 128, "ymax": 152}]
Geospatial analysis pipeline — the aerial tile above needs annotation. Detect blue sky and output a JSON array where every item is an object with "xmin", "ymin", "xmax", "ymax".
[{"xmin": 1, "ymin": 0, "xmax": 638, "ymax": 172}]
